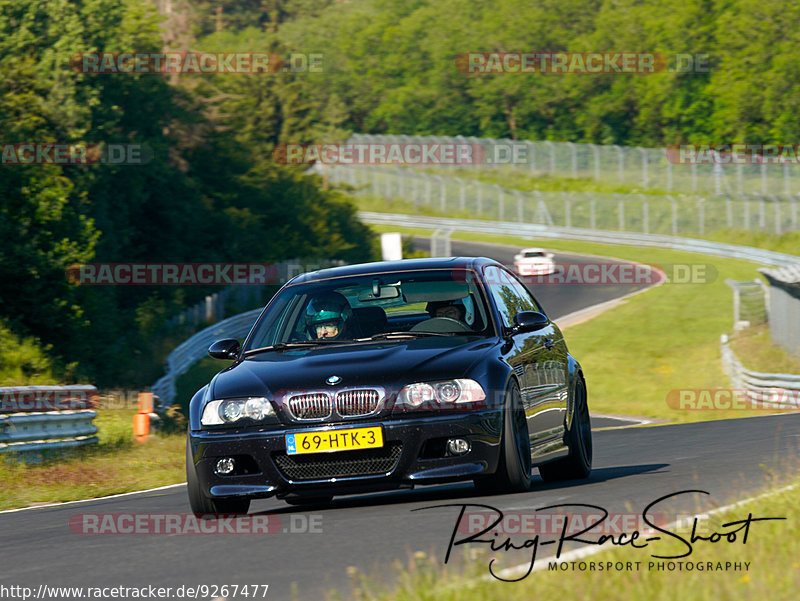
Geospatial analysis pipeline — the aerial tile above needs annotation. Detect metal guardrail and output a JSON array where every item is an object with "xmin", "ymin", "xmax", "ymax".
[
  {"xmin": 720, "ymin": 335, "xmax": 800, "ymax": 408},
  {"xmin": 358, "ymin": 211, "xmax": 800, "ymax": 268},
  {"xmin": 151, "ymin": 308, "xmax": 263, "ymax": 405},
  {"xmin": 0, "ymin": 385, "xmax": 99, "ymax": 456}
]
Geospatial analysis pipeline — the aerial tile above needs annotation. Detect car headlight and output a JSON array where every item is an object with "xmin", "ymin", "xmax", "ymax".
[
  {"xmin": 395, "ymin": 379, "xmax": 486, "ymax": 412},
  {"xmin": 201, "ymin": 397, "xmax": 277, "ymax": 426}
]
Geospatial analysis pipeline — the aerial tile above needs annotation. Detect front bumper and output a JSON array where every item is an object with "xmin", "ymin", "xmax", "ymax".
[{"xmin": 188, "ymin": 410, "xmax": 503, "ymax": 499}]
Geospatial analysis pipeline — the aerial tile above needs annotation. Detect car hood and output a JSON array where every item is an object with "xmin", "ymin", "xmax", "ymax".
[{"xmin": 210, "ymin": 337, "xmax": 497, "ymax": 399}]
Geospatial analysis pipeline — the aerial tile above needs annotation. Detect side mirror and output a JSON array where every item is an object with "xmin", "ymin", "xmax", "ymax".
[
  {"xmin": 511, "ymin": 311, "xmax": 549, "ymax": 334},
  {"xmin": 208, "ymin": 338, "xmax": 241, "ymax": 360}
]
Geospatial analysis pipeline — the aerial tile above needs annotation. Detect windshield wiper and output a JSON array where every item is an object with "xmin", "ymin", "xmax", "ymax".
[
  {"xmin": 359, "ymin": 331, "xmax": 453, "ymax": 340},
  {"xmin": 243, "ymin": 340, "xmax": 343, "ymax": 356}
]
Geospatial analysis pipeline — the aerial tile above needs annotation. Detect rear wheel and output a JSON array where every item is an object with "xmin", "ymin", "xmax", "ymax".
[
  {"xmin": 474, "ymin": 380, "xmax": 531, "ymax": 494},
  {"xmin": 539, "ymin": 375, "xmax": 592, "ymax": 482},
  {"xmin": 186, "ymin": 440, "xmax": 251, "ymax": 516}
]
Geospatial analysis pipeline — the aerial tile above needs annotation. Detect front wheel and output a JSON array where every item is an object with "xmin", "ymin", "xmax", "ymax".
[
  {"xmin": 538, "ymin": 375, "xmax": 592, "ymax": 482},
  {"xmin": 186, "ymin": 440, "xmax": 251, "ymax": 516},
  {"xmin": 474, "ymin": 380, "xmax": 531, "ymax": 494}
]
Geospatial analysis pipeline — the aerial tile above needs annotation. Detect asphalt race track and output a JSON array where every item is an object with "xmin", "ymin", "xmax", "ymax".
[{"xmin": 2, "ymin": 241, "xmax": 798, "ymax": 600}]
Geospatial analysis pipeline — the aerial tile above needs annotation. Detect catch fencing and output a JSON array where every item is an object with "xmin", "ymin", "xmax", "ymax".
[
  {"xmin": 329, "ymin": 164, "xmax": 800, "ymax": 237},
  {"xmin": 348, "ymin": 133, "xmax": 800, "ymax": 198}
]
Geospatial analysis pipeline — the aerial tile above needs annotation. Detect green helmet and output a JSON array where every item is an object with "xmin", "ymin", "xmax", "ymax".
[{"xmin": 305, "ymin": 292, "xmax": 351, "ymax": 338}]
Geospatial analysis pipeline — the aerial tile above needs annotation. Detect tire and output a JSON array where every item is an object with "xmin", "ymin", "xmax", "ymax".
[
  {"xmin": 474, "ymin": 380, "xmax": 531, "ymax": 494},
  {"xmin": 284, "ymin": 496, "xmax": 333, "ymax": 506},
  {"xmin": 186, "ymin": 440, "xmax": 251, "ymax": 516},
  {"xmin": 538, "ymin": 375, "xmax": 592, "ymax": 482}
]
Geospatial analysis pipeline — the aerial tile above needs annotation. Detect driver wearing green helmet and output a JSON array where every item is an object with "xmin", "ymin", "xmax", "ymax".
[{"xmin": 305, "ymin": 291, "xmax": 352, "ymax": 340}]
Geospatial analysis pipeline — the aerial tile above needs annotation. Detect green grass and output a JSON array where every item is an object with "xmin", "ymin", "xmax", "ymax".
[
  {"xmin": 426, "ymin": 167, "xmax": 673, "ymax": 195},
  {"xmin": 368, "ymin": 225, "xmax": 795, "ymax": 423},
  {"xmin": 729, "ymin": 325, "xmax": 800, "ymax": 374},
  {"xmin": 330, "ymin": 476, "xmax": 800, "ymax": 601},
  {"xmin": 0, "ymin": 407, "xmax": 185, "ymax": 510}
]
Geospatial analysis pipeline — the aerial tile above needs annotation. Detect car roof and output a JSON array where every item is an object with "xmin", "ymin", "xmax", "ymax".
[
  {"xmin": 519, "ymin": 247, "xmax": 546, "ymax": 253},
  {"xmin": 290, "ymin": 256, "xmax": 503, "ymax": 284}
]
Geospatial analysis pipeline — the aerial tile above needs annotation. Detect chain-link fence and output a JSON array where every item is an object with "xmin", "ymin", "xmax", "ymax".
[
  {"xmin": 348, "ymin": 133, "xmax": 800, "ymax": 198},
  {"xmin": 328, "ymin": 164, "xmax": 800, "ymax": 236}
]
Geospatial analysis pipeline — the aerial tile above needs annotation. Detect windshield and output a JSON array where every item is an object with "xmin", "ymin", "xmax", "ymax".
[{"xmin": 244, "ymin": 267, "xmax": 493, "ymax": 350}]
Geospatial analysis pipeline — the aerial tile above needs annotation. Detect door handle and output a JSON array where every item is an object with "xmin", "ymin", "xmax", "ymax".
[{"xmin": 544, "ymin": 338, "xmax": 555, "ymax": 349}]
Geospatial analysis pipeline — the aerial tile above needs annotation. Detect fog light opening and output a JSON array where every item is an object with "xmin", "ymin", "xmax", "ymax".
[
  {"xmin": 446, "ymin": 438, "xmax": 470, "ymax": 456},
  {"xmin": 215, "ymin": 457, "xmax": 235, "ymax": 475}
]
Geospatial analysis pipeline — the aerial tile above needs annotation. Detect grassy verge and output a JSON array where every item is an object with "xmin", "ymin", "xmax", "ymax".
[
  {"xmin": 332, "ymin": 478, "xmax": 800, "ymax": 601},
  {"xmin": 729, "ymin": 325, "xmax": 800, "ymax": 374},
  {"xmin": 0, "ymin": 407, "xmax": 185, "ymax": 510},
  {"xmin": 425, "ymin": 167, "xmax": 672, "ymax": 195},
  {"xmin": 369, "ymin": 225, "xmax": 796, "ymax": 423}
]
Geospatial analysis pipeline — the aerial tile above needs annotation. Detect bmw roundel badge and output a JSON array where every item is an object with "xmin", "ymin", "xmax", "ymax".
[{"xmin": 326, "ymin": 375, "xmax": 342, "ymax": 385}]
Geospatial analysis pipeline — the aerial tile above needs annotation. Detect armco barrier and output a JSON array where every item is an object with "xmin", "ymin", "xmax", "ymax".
[
  {"xmin": 150, "ymin": 308, "xmax": 263, "ymax": 405},
  {"xmin": 720, "ymin": 335, "xmax": 800, "ymax": 408},
  {"xmin": 357, "ymin": 211, "xmax": 800, "ymax": 268},
  {"xmin": 0, "ymin": 385, "xmax": 99, "ymax": 456}
]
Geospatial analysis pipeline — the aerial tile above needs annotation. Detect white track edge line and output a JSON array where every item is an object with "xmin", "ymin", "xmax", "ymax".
[{"xmin": 0, "ymin": 482, "xmax": 186, "ymax": 514}]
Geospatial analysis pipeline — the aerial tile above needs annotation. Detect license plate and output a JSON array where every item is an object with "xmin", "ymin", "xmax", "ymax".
[{"xmin": 285, "ymin": 426, "xmax": 383, "ymax": 455}]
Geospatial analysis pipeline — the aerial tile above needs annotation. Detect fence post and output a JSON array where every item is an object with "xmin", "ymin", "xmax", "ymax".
[
  {"xmin": 590, "ymin": 197, "xmax": 596, "ymax": 229},
  {"xmin": 698, "ymin": 197, "xmax": 705, "ymax": 234},
  {"xmin": 772, "ymin": 195, "xmax": 781, "ymax": 234},
  {"xmin": 545, "ymin": 141, "xmax": 556, "ymax": 176},
  {"xmin": 589, "ymin": 143, "xmax": 600, "ymax": 182},
  {"xmin": 638, "ymin": 147, "xmax": 648, "ymax": 188},
  {"xmin": 527, "ymin": 141, "xmax": 536, "ymax": 174},
  {"xmin": 495, "ymin": 185, "xmax": 504, "ymax": 221},
  {"xmin": 515, "ymin": 190, "xmax": 524, "ymax": 223},
  {"xmin": 641, "ymin": 194, "xmax": 649, "ymax": 234},
  {"xmin": 666, "ymin": 159, "xmax": 672, "ymax": 192},
  {"xmin": 669, "ymin": 195, "xmax": 678, "ymax": 235},
  {"xmin": 614, "ymin": 145, "xmax": 624, "ymax": 184},
  {"xmin": 567, "ymin": 142, "xmax": 577, "ymax": 178},
  {"xmin": 564, "ymin": 193, "xmax": 571, "ymax": 228},
  {"xmin": 457, "ymin": 178, "xmax": 466, "ymax": 212},
  {"xmin": 617, "ymin": 196, "xmax": 625, "ymax": 231}
]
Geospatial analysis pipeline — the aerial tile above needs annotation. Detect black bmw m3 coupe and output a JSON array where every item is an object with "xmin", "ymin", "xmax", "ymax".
[{"xmin": 186, "ymin": 257, "xmax": 591, "ymax": 514}]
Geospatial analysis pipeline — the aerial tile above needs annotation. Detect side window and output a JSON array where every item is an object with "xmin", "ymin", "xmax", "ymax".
[
  {"xmin": 507, "ymin": 272, "xmax": 542, "ymax": 314},
  {"xmin": 484, "ymin": 266, "xmax": 537, "ymax": 327}
]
